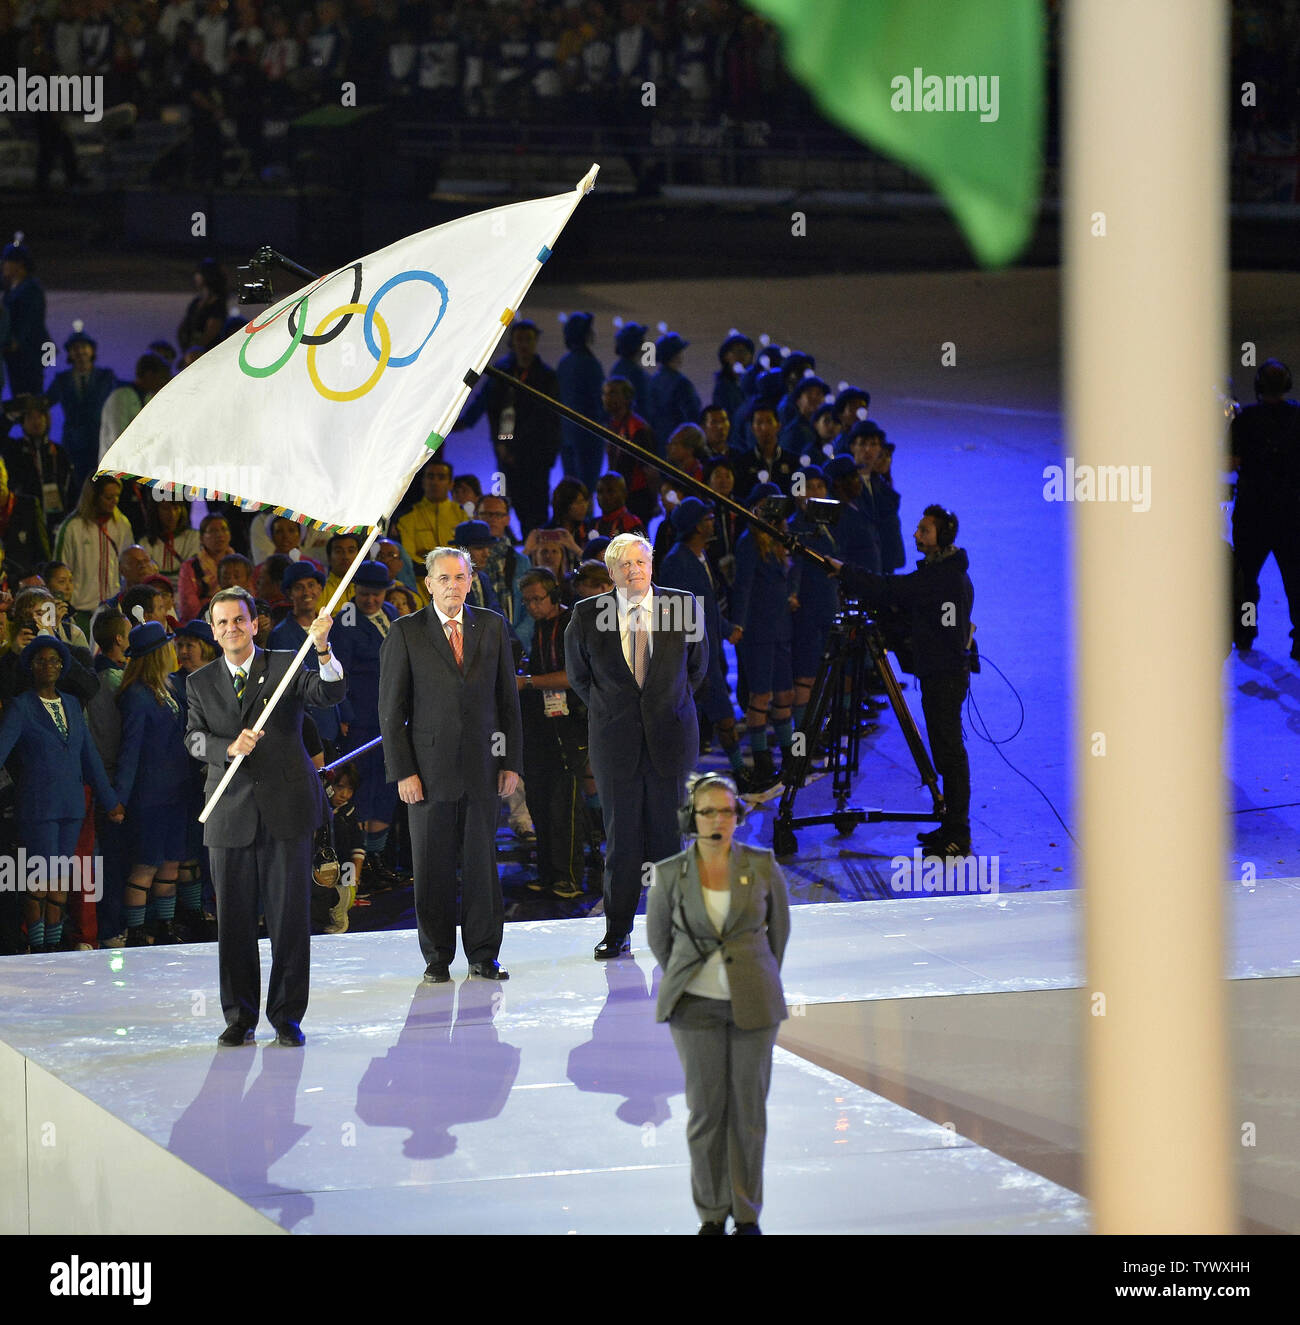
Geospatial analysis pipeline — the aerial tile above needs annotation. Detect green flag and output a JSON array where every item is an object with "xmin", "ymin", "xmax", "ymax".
[{"xmin": 747, "ymin": 0, "xmax": 1045, "ymax": 267}]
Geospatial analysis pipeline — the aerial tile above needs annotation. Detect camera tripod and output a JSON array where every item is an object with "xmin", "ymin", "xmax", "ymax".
[{"xmin": 771, "ymin": 605, "xmax": 944, "ymax": 858}]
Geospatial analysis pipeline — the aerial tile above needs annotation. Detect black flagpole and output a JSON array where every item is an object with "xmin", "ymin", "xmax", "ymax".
[{"xmin": 468, "ymin": 365, "xmax": 835, "ymax": 572}]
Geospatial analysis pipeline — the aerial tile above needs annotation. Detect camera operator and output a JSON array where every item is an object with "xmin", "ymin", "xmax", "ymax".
[
  {"xmin": 1229, "ymin": 359, "xmax": 1300, "ymax": 657},
  {"xmin": 829, "ymin": 505, "xmax": 974, "ymax": 857}
]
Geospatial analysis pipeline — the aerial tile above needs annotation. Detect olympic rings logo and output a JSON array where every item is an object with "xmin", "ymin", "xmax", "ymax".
[{"xmin": 238, "ymin": 262, "xmax": 450, "ymax": 402}]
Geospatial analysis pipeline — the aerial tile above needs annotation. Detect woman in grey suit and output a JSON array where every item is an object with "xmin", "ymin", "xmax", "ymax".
[{"xmin": 647, "ymin": 772, "xmax": 791, "ymax": 1235}]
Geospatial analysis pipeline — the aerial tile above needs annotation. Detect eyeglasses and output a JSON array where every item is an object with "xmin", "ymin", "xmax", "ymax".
[{"xmin": 695, "ymin": 807, "xmax": 738, "ymax": 819}]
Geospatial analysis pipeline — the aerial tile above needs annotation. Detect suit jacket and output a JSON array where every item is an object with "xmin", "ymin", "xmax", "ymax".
[
  {"xmin": 565, "ymin": 586, "xmax": 708, "ymax": 782},
  {"xmin": 184, "ymin": 647, "xmax": 347, "ymax": 848},
  {"xmin": 0, "ymin": 688, "xmax": 117, "ymax": 823},
  {"xmin": 377, "ymin": 603, "xmax": 522, "ymax": 801},
  {"xmin": 646, "ymin": 841, "xmax": 790, "ymax": 1030}
]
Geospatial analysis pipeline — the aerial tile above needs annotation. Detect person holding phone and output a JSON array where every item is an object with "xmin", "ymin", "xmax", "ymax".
[
  {"xmin": 646, "ymin": 773, "xmax": 790, "ymax": 1235},
  {"xmin": 0, "ymin": 586, "xmax": 97, "ymax": 708}
]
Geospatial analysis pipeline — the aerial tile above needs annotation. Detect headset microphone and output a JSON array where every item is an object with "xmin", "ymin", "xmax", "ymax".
[{"xmin": 707, "ymin": 833, "xmax": 725, "ymax": 841}]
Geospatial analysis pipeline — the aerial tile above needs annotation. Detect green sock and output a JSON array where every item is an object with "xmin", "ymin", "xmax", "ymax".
[
  {"xmin": 749, "ymin": 728, "xmax": 768, "ymax": 752},
  {"xmin": 124, "ymin": 904, "xmax": 145, "ymax": 929},
  {"xmin": 28, "ymin": 920, "xmax": 45, "ymax": 950},
  {"xmin": 179, "ymin": 879, "xmax": 202, "ymax": 912},
  {"xmin": 726, "ymin": 745, "xmax": 746, "ymax": 773},
  {"xmin": 151, "ymin": 894, "xmax": 176, "ymax": 921},
  {"xmin": 45, "ymin": 919, "xmax": 63, "ymax": 948}
]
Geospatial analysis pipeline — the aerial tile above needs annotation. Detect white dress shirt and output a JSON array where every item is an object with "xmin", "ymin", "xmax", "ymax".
[{"xmin": 224, "ymin": 644, "xmax": 343, "ymax": 685}]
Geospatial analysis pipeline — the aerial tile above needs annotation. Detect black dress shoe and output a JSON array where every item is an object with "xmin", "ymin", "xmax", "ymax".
[
  {"xmin": 217, "ymin": 1023, "xmax": 255, "ymax": 1047},
  {"xmin": 467, "ymin": 959, "xmax": 509, "ymax": 980},
  {"xmin": 732, "ymin": 1222, "xmax": 762, "ymax": 1235},
  {"xmin": 594, "ymin": 934, "xmax": 631, "ymax": 960},
  {"xmin": 422, "ymin": 961, "xmax": 451, "ymax": 984},
  {"xmin": 274, "ymin": 1022, "xmax": 306, "ymax": 1047},
  {"xmin": 698, "ymin": 1220, "xmax": 727, "ymax": 1236}
]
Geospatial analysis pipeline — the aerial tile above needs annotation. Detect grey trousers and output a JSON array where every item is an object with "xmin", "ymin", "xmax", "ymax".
[{"xmin": 669, "ymin": 993, "xmax": 779, "ymax": 1225}]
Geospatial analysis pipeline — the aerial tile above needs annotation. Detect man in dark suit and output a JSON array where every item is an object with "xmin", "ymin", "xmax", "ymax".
[
  {"xmin": 378, "ymin": 546, "xmax": 523, "ymax": 984},
  {"xmin": 566, "ymin": 533, "xmax": 709, "ymax": 959},
  {"xmin": 185, "ymin": 586, "xmax": 346, "ymax": 1047}
]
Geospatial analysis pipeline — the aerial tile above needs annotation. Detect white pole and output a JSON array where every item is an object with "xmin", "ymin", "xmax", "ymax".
[{"xmin": 1066, "ymin": 0, "xmax": 1233, "ymax": 1231}]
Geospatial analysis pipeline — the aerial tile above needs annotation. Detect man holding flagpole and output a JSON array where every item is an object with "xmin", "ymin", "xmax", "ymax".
[{"xmin": 186, "ymin": 586, "xmax": 346, "ymax": 1046}]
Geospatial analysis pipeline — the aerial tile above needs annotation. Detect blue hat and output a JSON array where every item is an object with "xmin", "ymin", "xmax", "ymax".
[
  {"xmin": 352, "ymin": 558, "xmax": 396, "ymax": 589},
  {"xmin": 64, "ymin": 327, "xmax": 97, "ymax": 352},
  {"xmin": 2, "ymin": 239, "xmax": 33, "ymax": 268},
  {"xmin": 613, "ymin": 321, "xmax": 647, "ymax": 357},
  {"xmin": 282, "ymin": 560, "xmax": 326, "ymax": 592},
  {"xmin": 453, "ymin": 519, "xmax": 495, "ymax": 548},
  {"xmin": 670, "ymin": 496, "xmax": 713, "ymax": 537},
  {"xmin": 745, "ymin": 482, "xmax": 782, "ymax": 507},
  {"xmin": 798, "ymin": 463, "xmax": 826, "ymax": 483},
  {"xmin": 563, "ymin": 311, "xmax": 595, "ymax": 350},
  {"xmin": 793, "ymin": 374, "xmax": 830, "ymax": 400},
  {"xmin": 656, "ymin": 332, "xmax": 689, "ymax": 364},
  {"xmin": 824, "ymin": 455, "xmax": 859, "ymax": 483},
  {"xmin": 848, "ymin": 418, "xmax": 885, "ymax": 444},
  {"xmin": 20, "ymin": 633, "xmax": 70, "ymax": 674},
  {"xmin": 703, "ymin": 454, "xmax": 735, "ymax": 477},
  {"xmin": 755, "ymin": 368, "xmax": 785, "ymax": 403},
  {"xmin": 834, "ymin": 385, "xmax": 871, "ymax": 414},
  {"xmin": 126, "ymin": 620, "xmax": 175, "ymax": 659},
  {"xmin": 174, "ymin": 618, "xmax": 214, "ymax": 647},
  {"xmin": 783, "ymin": 351, "xmax": 816, "ymax": 378},
  {"xmin": 718, "ymin": 332, "xmax": 754, "ymax": 362}
]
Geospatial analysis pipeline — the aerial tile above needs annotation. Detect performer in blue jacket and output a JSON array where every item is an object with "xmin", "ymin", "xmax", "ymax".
[
  {"xmin": 729, "ymin": 485, "xmax": 796, "ymax": 787},
  {"xmin": 115, "ymin": 620, "xmax": 191, "ymax": 945},
  {"xmin": 0, "ymin": 635, "xmax": 123, "ymax": 952},
  {"xmin": 329, "ymin": 559, "xmax": 400, "ymax": 889}
]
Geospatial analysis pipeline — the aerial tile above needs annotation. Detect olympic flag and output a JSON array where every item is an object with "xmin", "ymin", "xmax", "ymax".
[{"xmin": 99, "ymin": 166, "xmax": 600, "ymax": 531}]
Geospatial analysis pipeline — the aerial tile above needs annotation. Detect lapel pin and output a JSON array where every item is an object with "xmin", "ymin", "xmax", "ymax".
[{"xmin": 740, "ymin": 874, "xmax": 750, "ymax": 886}]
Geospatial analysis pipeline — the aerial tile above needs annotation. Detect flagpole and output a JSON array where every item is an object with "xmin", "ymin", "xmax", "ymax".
[{"xmin": 473, "ymin": 365, "xmax": 834, "ymax": 571}]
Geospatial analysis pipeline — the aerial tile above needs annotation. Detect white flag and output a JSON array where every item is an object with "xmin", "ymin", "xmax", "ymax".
[{"xmin": 99, "ymin": 167, "xmax": 598, "ymax": 531}]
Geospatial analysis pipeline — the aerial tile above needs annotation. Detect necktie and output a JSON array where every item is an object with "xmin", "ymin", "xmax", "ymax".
[
  {"xmin": 447, "ymin": 619, "xmax": 463, "ymax": 669},
  {"xmin": 631, "ymin": 606, "xmax": 648, "ymax": 686},
  {"xmin": 233, "ymin": 667, "xmax": 247, "ymax": 700},
  {"xmin": 369, "ymin": 612, "xmax": 389, "ymax": 639}
]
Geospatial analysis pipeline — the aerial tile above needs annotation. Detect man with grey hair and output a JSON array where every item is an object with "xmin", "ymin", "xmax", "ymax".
[
  {"xmin": 566, "ymin": 533, "xmax": 708, "ymax": 959},
  {"xmin": 379, "ymin": 546, "xmax": 523, "ymax": 982}
]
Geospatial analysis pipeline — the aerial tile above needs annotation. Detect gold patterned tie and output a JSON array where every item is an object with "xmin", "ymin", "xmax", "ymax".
[
  {"xmin": 447, "ymin": 619, "xmax": 463, "ymax": 669},
  {"xmin": 233, "ymin": 667, "xmax": 247, "ymax": 700},
  {"xmin": 632, "ymin": 607, "xmax": 648, "ymax": 687}
]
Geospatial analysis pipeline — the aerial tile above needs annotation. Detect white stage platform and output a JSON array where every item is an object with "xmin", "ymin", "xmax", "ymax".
[{"xmin": 3, "ymin": 882, "xmax": 1296, "ymax": 1235}]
